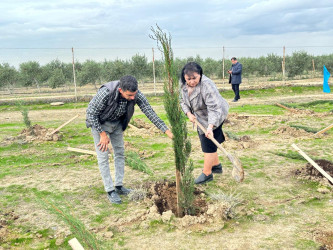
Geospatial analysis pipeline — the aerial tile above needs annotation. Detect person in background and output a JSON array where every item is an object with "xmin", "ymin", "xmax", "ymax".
[
  {"xmin": 86, "ymin": 75, "xmax": 173, "ymax": 204},
  {"xmin": 180, "ymin": 62, "xmax": 229, "ymax": 184},
  {"xmin": 228, "ymin": 57, "xmax": 242, "ymax": 102}
]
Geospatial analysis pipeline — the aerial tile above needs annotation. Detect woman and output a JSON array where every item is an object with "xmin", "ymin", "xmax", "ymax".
[{"xmin": 180, "ymin": 62, "xmax": 229, "ymax": 184}]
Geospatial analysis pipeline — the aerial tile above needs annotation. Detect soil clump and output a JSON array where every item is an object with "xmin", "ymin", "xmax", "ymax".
[
  {"xmin": 148, "ymin": 181, "xmax": 207, "ymax": 217},
  {"xmin": 2, "ymin": 124, "xmax": 62, "ymax": 146},
  {"xmin": 294, "ymin": 159, "xmax": 333, "ymax": 186}
]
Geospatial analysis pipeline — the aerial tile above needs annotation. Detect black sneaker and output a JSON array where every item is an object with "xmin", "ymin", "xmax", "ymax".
[
  {"xmin": 212, "ymin": 163, "xmax": 223, "ymax": 174},
  {"xmin": 107, "ymin": 191, "xmax": 121, "ymax": 204},
  {"xmin": 115, "ymin": 186, "xmax": 132, "ymax": 195},
  {"xmin": 194, "ymin": 173, "xmax": 213, "ymax": 185},
  {"xmin": 232, "ymin": 99, "xmax": 238, "ymax": 102}
]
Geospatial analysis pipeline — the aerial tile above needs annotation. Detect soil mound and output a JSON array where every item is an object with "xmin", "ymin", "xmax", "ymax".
[
  {"xmin": 125, "ymin": 118, "xmax": 162, "ymax": 137},
  {"xmin": 294, "ymin": 159, "xmax": 333, "ymax": 186},
  {"xmin": 0, "ymin": 210, "xmax": 19, "ymax": 243},
  {"xmin": 149, "ymin": 181, "xmax": 207, "ymax": 217},
  {"xmin": 2, "ymin": 124, "xmax": 62, "ymax": 145},
  {"xmin": 271, "ymin": 125, "xmax": 312, "ymax": 138},
  {"xmin": 314, "ymin": 230, "xmax": 333, "ymax": 250}
]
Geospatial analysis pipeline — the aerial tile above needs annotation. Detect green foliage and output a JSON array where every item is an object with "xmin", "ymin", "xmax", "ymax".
[
  {"xmin": 34, "ymin": 192, "xmax": 102, "ymax": 249},
  {"xmin": 0, "ymin": 63, "xmax": 19, "ymax": 89},
  {"xmin": 225, "ymin": 130, "xmax": 240, "ymax": 141},
  {"xmin": 77, "ymin": 60, "xmax": 102, "ymax": 88},
  {"xmin": 270, "ymin": 150, "xmax": 306, "ymax": 161},
  {"xmin": 48, "ymin": 68, "xmax": 66, "ymax": 89},
  {"xmin": 102, "ymin": 59, "xmax": 129, "ymax": 81},
  {"xmin": 130, "ymin": 54, "xmax": 149, "ymax": 81},
  {"xmin": 287, "ymin": 51, "xmax": 312, "ymax": 77},
  {"xmin": 16, "ymin": 101, "xmax": 31, "ymax": 128},
  {"xmin": 125, "ymin": 151, "xmax": 153, "ymax": 175},
  {"xmin": 179, "ymin": 160, "xmax": 195, "ymax": 215},
  {"xmin": 1, "ymin": 50, "xmax": 333, "ymax": 89},
  {"xmin": 150, "ymin": 24, "xmax": 194, "ymax": 215},
  {"xmin": 289, "ymin": 124, "xmax": 318, "ymax": 133},
  {"xmin": 19, "ymin": 61, "xmax": 42, "ymax": 87}
]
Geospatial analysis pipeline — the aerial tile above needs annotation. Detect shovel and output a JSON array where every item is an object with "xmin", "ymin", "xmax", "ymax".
[{"xmin": 195, "ymin": 120, "xmax": 244, "ymax": 182}]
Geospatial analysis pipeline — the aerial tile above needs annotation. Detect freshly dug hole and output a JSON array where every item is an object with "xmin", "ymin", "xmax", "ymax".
[
  {"xmin": 149, "ymin": 181, "xmax": 208, "ymax": 217},
  {"xmin": 295, "ymin": 159, "xmax": 333, "ymax": 185}
]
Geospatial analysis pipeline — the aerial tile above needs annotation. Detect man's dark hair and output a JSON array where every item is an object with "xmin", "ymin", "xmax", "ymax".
[
  {"xmin": 180, "ymin": 62, "xmax": 203, "ymax": 85},
  {"xmin": 119, "ymin": 75, "xmax": 138, "ymax": 92},
  {"xmin": 231, "ymin": 57, "xmax": 237, "ymax": 61}
]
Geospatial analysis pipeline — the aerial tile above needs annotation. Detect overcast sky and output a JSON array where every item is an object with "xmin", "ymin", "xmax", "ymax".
[{"xmin": 1, "ymin": 0, "xmax": 333, "ymax": 64}]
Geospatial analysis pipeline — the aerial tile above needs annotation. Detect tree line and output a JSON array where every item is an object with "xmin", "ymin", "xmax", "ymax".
[{"xmin": 1, "ymin": 51, "xmax": 333, "ymax": 90}]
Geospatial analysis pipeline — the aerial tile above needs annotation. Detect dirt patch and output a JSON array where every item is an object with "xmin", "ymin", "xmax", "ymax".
[
  {"xmin": 125, "ymin": 118, "xmax": 162, "ymax": 137},
  {"xmin": 0, "ymin": 210, "xmax": 19, "ymax": 243},
  {"xmin": 294, "ymin": 159, "xmax": 333, "ymax": 186},
  {"xmin": 2, "ymin": 124, "xmax": 62, "ymax": 145},
  {"xmin": 271, "ymin": 125, "xmax": 313, "ymax": 138},
  {"xmin": 124, "ymin": 141, "xmax": 155, "ymax": 159},
  {"xmin": 149, "ymin": 181, "xmax": 207, "ymax": 216},
  {"xmin": 314, "ymin": 230, "xmax": 333, "ymax": 250}
]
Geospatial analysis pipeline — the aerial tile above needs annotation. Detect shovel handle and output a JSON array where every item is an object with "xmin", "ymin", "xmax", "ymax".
[{"xmin": 195, "ymin": 120, "xmax": 229, "ymax": 156}]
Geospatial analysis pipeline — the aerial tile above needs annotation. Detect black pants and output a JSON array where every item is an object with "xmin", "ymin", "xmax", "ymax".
[{"xmin": 232, "ymin": 84, "xmax": 240, "ymax": 100}]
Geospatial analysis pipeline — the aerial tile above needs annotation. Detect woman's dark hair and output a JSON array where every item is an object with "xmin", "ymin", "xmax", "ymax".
[{"xmin": 180, "ymin": 62, "xmax": 203, "ymax": 85}]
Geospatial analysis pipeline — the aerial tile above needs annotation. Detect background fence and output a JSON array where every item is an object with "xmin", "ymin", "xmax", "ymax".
[{"xmin": 1, "ymin": 46, "xmax": 333, "ymax": 97}]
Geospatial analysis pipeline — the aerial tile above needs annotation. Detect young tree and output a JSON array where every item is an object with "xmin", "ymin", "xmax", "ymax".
[{"xmin": 150, "ymin": 25, "xmax": 194, "ymax": 216}]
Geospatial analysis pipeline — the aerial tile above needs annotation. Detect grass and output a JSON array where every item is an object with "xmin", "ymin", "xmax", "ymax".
[
  {"xmin": 286, "ymin": 100, "xmax": 333, "ymax": 113},
  {"xmin": 0, "ymin": 83, "xmax": 332, "ymax": 249},
  {"xmin": 125, "ymin": 151, "xmax": 153, "ymax": 175},
  {"xmin": 289, "ymin": 124, "xmax": 319, "ymax": 133}
]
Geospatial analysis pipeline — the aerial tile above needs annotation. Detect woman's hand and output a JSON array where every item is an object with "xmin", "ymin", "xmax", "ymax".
[
  {"xmin": 186, "ymin": 112, "xmax": 196, "ymax": 123},
  {"xmin": 205, "ymin": 125, "xmax": 214, "ymax": 138}
]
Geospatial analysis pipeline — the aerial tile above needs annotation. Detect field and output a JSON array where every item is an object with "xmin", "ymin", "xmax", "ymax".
[{"xmin": 1, "ymin": 81, "xmax": 333, "ymax": 249}]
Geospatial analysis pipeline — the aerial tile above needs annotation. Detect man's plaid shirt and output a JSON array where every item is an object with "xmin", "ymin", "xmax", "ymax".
[{"xmin": 87, "ymin": 87, "xmax": 168, "ymax": 134}]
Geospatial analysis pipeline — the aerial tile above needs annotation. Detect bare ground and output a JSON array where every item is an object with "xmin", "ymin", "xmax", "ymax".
[{"xmin": 1, "ymin": 89, "xmax": 333, "ymax": 249}]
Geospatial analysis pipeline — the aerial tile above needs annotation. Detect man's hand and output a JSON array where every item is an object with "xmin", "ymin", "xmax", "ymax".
[
  {"xmin": 186, "ymin": 112, "xmax": 196, "ymax": 123},
  {"xmin": 227, "ymin": 70, "xmax": 232, "ymax": 74},
  {"xmin": 97, "ymin": 131, "xmax": 110, "ymax": 152},
  {"xmin": 165, "ymin": 129, "xmax": 173, "ymax": 139}
]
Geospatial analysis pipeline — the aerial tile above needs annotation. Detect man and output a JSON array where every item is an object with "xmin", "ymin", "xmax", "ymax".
[
  {"xmin": 228, "ymin": 57, "xmax": 242, "ymax": 102},
  {"xmin": 86, "ymin": 75, "xmax": 173, "ymax": 204}
]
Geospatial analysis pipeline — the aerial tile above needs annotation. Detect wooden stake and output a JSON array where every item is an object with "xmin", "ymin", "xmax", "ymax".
[
  {"xmin": 72, "ymin": 47, "xmax": 78, "ymax": 102},
  {"xmin": 128, "ymin": 123, "xmax": 139, "ymax": 130},
  {"xmin": 292, "ymin": 144, "xmax": 333, "ymax": 183},
  {"xmin": 282, "ymin": 46, "xmax": 286, "ymax": 81},
  {"xmin": 275, "ymin": 103, "xmax": 297, "ymax": 112},
  {"xmin": 222, "ymin": 46, "xmax": 225, "ymax": 84},
  {"xmin": 314, "ymin": 122, "xmax": 333, "ymax": 136},
  {"xmin": 175, "ymin": 169, "xmax": 182, "ymax": 217},
  {"xmin": 48, "ymin": 114, "xmax": 79, "ymax": 135},
  {"xmin": 68, "ymin": 238, "xmax": 84, "ymax": 250},
  {"xmin": 67, "ymin": 147, "xmax": 98, "ymax": 156}
]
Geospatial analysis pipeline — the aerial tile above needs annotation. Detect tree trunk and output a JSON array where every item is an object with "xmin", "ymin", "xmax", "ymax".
[
  {"xmin": 34, "ymin": 78, "xmax": 41, "ymax": 93},
  {"xmin": 175, "ymin": 169, "xmax": 182, "ymax": 217}
]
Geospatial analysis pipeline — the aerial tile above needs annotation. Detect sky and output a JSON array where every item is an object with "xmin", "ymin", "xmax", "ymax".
[{"xmin": 1, "ymin": 0, "xmax": 333, "ymax": 65}]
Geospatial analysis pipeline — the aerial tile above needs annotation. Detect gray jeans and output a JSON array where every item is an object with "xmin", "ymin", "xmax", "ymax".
[{"xmin": 91, "ymin": 121, "xmax": 125, "ymax": 192}]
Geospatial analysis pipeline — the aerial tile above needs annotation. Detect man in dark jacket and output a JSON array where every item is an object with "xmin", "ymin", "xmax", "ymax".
[
  {"xmin": 228, "ymin": 57, "xmax": 242, "ymax": 102},
  {"xmin": 86, "ymin": 75, "xmax": 173, "ymax": 204}
]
